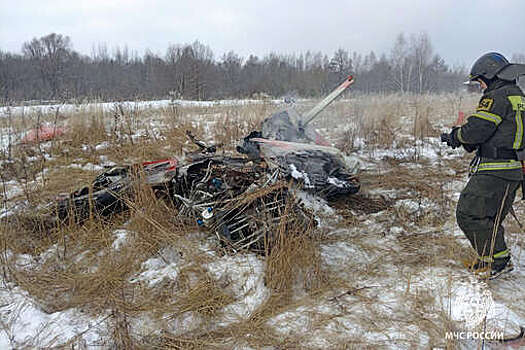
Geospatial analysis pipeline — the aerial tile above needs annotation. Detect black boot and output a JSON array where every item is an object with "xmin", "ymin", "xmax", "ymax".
[
  {"xmin": 489, "ymin": 257, "xmax": 514, "ymax": 280},
  {"xmin": 468, "ymin": 256, "xmax": 514, "ymax": 280}
]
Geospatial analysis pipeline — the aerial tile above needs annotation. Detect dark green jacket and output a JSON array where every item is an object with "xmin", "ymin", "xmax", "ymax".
[{"xmin": 457, "ymin": 80, "xmax": 525, "ymax": 180}]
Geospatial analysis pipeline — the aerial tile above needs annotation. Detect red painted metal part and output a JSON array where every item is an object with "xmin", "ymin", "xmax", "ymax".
[
  {"xmin": 22, "ymin": 125, "xmax": 65, "ymax": 143},
  {"xmin": 142, "ymin": 158, "xmax": 178, "ymax": 172}
]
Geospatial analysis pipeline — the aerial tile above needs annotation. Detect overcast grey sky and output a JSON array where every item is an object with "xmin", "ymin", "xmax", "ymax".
[{"xmin": 1, "ymin": 0, "xmax": 524, "ymax": 67}]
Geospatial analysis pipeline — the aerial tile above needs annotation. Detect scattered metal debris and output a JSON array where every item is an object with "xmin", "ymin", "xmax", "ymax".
[{"xmin": 8, "ymin": 76, "xmax": 361, "ymax": 252}]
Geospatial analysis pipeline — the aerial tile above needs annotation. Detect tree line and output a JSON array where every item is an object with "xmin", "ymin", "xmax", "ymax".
[{"xmin": 1, "ymin": 32, "xmax": 520, "ymax": 104}]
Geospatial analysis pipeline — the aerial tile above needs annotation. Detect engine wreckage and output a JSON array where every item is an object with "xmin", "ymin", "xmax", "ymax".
[{"xmin": 16, "ymin": 76, "xmax": 360, "ymax": 253}]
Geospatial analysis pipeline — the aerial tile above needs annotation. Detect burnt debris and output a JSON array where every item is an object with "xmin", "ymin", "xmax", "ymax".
[{"xmin": 8, "ymin": 77, "xmax": 361, "ymax": 252}]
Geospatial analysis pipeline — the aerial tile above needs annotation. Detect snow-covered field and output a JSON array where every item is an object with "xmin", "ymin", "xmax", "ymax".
[
  {"xmin": 1, "ymin": 95, "xmax": 524, "ymax": 349},
  {"xmin": 0, "ymin": 98, "xmax": 280, "ymax": 118}
]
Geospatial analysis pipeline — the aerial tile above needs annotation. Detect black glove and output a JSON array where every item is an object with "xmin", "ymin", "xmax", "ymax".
[{"xmin": 440, "ymin": 127, "xmax": 461, "ymax": 149}]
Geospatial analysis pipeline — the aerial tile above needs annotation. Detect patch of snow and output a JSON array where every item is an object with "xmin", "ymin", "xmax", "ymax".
[
  {"xmin": 206, "ymin": 254, "xmax": 269, "ymax": 324},
  {"xmin": 0, "ymin": 281, "xmax": 106, "ymax": 349},
  {"xmin": 95, "ymin": 141, "xmax": 110, "ymax": 151},
  {"xmin": 69, "ymin": 163, "xmax": 104, "ymax": 172},
  {"xmin": 327, "ymin": 176, "xmax": 347, "ymax": 188},
  {"xmin": 390, "ymin": 226, "xmax": 404, "ymax": 234},
  {"xmin": 289, "ymin": 164, "xmax": 313, "ymax": 188},
  {"xmin": 395, "ymin": 198, "xmax": 435, "ymax": 214},
  {"xmin": 130, "ymin": 248, "xmax": 181, "ymax": 287},
  {"xmin": 296, "ymin": 190, "xmax": 334, "ymax": 216},
  {"xmin": 321, "ymin": 241, "xmax": 374, "ymax": 270},
  {"xmin": 409, "ymin": 267, "xmax": 525, "ymax": 335},
  {"xmin": 1, "ymin": 182, "xmax": 24, "ymax": 201},
  {"xmin": 112, "ymin": 229, "xmax": 130, "ymax": 250},
  {"xmin": 98, "ymin": 155, "xmax": 116, "ymax": 167}
]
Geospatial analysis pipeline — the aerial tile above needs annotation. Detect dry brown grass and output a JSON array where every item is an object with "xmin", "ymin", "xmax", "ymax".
[
  {"xmin": 1, "ymin": 93, "xmax": 508, "ymax": 349},
  {"xmin": 264, "ymin": 201, "xmax": 326, "ymax": 296}
]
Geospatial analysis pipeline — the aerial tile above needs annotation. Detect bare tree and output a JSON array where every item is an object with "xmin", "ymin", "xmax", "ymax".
[
  {"xmin": 0, "ymin": 51, "xmax": 11, "ymax": 102},
  {"xmin": 22, "ymin": 33, "xmax": 73, "ymax": 99},
  {"xmin": 390, "ymin": 33, "xmax": 411, "ymax": 93},
  {"xmin": 329, "ymin": 48, "xmax": 353, "ymax": 81},
  {"xmin": 220, "ymin": 51, "xmax": 243, "ymax": 97},
  {"xmin": 190, "ymin": 41, "xmax": 214, "ymax": 100},
  {"xmin": 410, "ymin": 32, "xmax": 433, "ymax": 94},
  {"xmin": 352, "ymin": 51, "xmax": 362, "ymax": 74}
]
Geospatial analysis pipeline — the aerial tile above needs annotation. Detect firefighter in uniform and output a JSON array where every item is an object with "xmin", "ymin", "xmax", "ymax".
[{"xmin": 441, "ymin": 52, "xmax": 525, "ymax": 279}]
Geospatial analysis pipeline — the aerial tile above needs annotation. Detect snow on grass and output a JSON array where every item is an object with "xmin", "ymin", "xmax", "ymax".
[
  {"xmin": 296, "ymin": 190, "xmax": 336, "ymax": 226},
  {"xmin": 68, "ymin": 163, "xmax": 104, "ymax": 172},
  {"xmin": 270, "ymin": 177, "xmax": 525, "ymax": 348},
  {"xmin": 1, "ymin": 180, "xmax": 24, "ymax": 201},
  {"xmin": 0, "ymin": 99, "xmax": 280, "ymax": 118},
  {"xmin": 0, "ymin": 132, "xmax": 14, "ymax": 153},
  {"xmin": 111, "ymin": 229, "xmax": 130, "ymax": 250},
  {"xmin": 320, "ymin": 241, "xmax": 373, "ymax": 269},
  {"xmin": 410, "ymin": 267, "xmax": 525, "ymax": 337},
  {"xmin": 94, "ymin": 141, "xmax": 110, "ymax": 151},
  {"xmin": 0, "ymin": 280, "xmax": 106, "ymax": 349},
  {"xmin": 206, "ymin": 253, "xmax": 269, "ymax": 324},
  {"xmin": 127, "ymin": 248, "xmax": 268, "ymax": 339},
  {"xmin": 130, "ymin": 247, "xmax": 181, "ymax": 287},
  {"xmin": 395, "ymin": 197, "xmax": 436, "ymax": 214},
  {"xmin": 0, "ymin": 128, "xmax": 28, "ymax": 154}
]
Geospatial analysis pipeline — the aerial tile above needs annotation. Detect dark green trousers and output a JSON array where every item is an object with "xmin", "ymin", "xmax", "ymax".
[{"xmin": 456, "ymin": 174, "xmax": 519, "ymax": 258}]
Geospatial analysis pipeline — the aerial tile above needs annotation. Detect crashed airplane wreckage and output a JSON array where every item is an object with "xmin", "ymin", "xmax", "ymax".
[{"xmin": 17, "ymin": 76, "xmax": 360, "ymax": 253}]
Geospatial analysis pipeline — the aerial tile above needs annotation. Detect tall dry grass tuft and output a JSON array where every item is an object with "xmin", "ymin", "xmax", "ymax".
[
  {"xmin": 109, "ymin": 307, "xmax": 136, "ymax": 350},
  {"xmin": 410, "ymin": 95, "xmax": 440, "ymax": 140},
  {"xmin": 169, "ymin": 270, "xmax": 235, "ymax": 318},
  {"xmin": 264, "ymin": 189, "xmax": 327, "ymax": 297},
  {"xmin": 213, "ymin": 104, "xmax": 273, "ymax": 149},
  {"xmin": 67, "ymin": 110, "xmax": 108, "ymax": 147},
  {"xmin": 6, "ymin": 222, "xmax": 139, "ymax": 313}
]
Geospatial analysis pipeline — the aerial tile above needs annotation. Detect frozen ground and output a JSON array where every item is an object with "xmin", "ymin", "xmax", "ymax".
[{"xmin": 1, "ymin": 96, "xmax": 525, "ymax": 349}]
